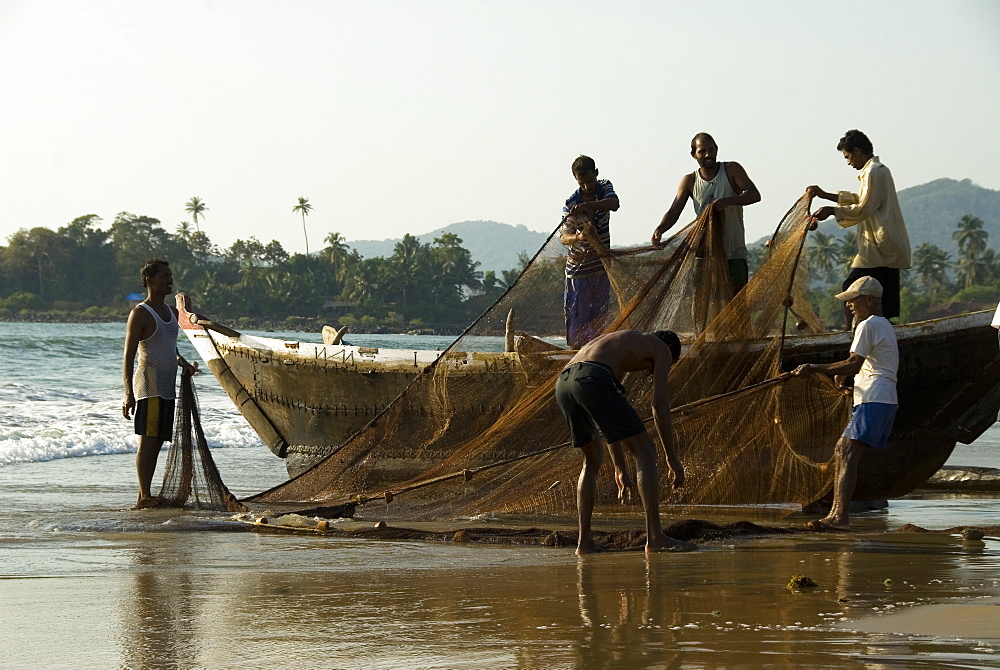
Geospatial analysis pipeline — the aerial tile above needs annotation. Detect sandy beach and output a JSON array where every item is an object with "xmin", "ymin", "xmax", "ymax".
[
  {"xmin": 3, "ymin": 448, "xmax": 1000, "ymax": 669},
  {"xmin": 3, "ymin": 323, "xmax": 999, "ymax": 668}
]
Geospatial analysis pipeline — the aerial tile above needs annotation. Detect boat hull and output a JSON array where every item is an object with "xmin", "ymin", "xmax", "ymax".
[
  {"xmin": 780, "ymin": 311, "xmax": 1000, "ymax": 499},
  {"xmin": 178, "ymin": 296, "xmax": 1000, "ymax": 501}
]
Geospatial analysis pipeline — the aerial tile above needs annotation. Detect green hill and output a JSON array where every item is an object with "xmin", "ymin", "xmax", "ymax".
[
  {"xmin": 347, "ymin": 220, "xmax": 551, "ymax": 275},
  {"xmin": 897, "ymin": 178, "xmax": 1000, "ymax": 252}
]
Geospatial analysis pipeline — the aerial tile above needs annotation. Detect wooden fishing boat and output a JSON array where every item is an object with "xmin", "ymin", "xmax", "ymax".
[
  {"xmin": 176, "ymin": 294, "xmax": 1000, "ymax": 501},
  {"xmin": 778, "ymin": 310, "xmax": 1000, "ymax": 500},
  {"xmin": 176, "ymin": 295, "xmax": 558, "ymax": 477}
]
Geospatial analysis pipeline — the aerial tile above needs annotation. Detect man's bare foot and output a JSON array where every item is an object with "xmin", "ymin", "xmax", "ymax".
[
  {"xmin": 576, "ymin": 540, "xmax": 605, "ymax": 555},
  {"xmin": 133, "ymin": 496, "xmax": 162, "ymax": 510},
  {"xmin": 818, "ymin": 515, "xmax": 850, "ymax": 530},
  {"xmin": 646, "ymin": 534, "xmax": 696, "ymax": 553}
]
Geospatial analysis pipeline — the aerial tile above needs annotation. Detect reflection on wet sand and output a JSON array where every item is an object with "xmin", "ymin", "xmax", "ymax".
[
  {"xmin": 120, "ymin": 545, "xmax": 200, "ymax": 669},
  {"xmin": 97, "ymin": 528, "xmax": 999, "ymax": 668},
  {"xmin": 569, "ymin": 532, "xmax": 999, "ymax": 668}
]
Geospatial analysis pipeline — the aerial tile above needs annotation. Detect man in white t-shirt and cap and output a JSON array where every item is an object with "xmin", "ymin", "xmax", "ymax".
[{"xmin": 793, "ymin": 275, "xmax": 898, "ymax": 530}]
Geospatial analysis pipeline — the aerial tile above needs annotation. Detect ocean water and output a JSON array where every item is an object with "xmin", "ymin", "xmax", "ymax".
[
  {"xmin": 2, "ymin": 321, "xmax": 1000, "ymax": 668},
  {"xmin": 2, "ymin": 321, "xmax": 995, "ymax": 482}
]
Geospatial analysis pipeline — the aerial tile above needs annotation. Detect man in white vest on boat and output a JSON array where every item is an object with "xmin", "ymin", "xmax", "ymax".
[
  {"xmin": 650, "ymin": 132, "xmax": 761, "ymax": 295},
  {"xmin": 122, "ymin": 258, "xmax": 198, "ymax": 509}
]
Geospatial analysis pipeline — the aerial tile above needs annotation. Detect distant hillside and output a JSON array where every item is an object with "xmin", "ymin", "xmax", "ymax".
[
  {"xmin": 751, "ymin": 178, "xmax": 1000, "ymax": 254},
  {"xmin": 346, "ymin": 220, "xmax": 551, "ymax": 274},
  {"xmin": 897, "ymin": 178, "xmax": 1000, "ymax": 252}
]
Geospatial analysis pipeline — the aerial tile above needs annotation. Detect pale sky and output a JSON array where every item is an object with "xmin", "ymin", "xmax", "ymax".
[{"xmin": 1, "ymin": 1, "xmax": 998, "ymax": 255}]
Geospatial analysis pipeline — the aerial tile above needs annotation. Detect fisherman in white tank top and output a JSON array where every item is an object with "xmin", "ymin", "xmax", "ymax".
[
  {"xmin": 134, "ymin": 301, "xmax": 179, "ymax": 402},
  {"xmin": 692, "ymin": 158, "xmax": 747, "ymax": 262},
  {"xmin": 122, "ymin": 258, "xmax": 198, "ymax": 509},
  {"xmin": 651, "ymin": 133, "xmax": 761, "ymax": 295}
]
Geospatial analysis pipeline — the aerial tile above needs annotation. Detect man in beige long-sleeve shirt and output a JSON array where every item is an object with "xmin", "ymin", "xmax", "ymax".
[{"xmin": 807, "ymin": 129, "xmax": 911, "ymax": 329}]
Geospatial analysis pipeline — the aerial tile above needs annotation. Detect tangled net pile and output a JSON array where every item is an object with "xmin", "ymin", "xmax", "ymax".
[
  {"xmin": 158, "ymin": 374, "xmax": 249, "ymax": 513},
  {"xmin": 252, "ymin": 195, "xmax": 849, "ymax": 520}
]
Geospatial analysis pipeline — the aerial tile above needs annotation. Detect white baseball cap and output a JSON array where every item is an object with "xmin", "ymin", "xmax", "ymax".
[{"xmin": 835, "ymin": 276, "xmax": 883, "ymax": 301}]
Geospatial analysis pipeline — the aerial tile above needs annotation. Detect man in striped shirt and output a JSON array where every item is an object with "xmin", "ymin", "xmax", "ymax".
[{"xmin": 560, "ymin": 155, "xmax": 619, "ymax": 348}]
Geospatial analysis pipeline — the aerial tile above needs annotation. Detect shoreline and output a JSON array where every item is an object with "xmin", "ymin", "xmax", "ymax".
[
  {"xmin": 0, "ymin": 314, "xmax": 466, "ymax": 336},
  {"xmin": 4, "ymin": 500, "xmax": 998, "ymax": 667},
  {"xmin": 3, "ymin": 435, "xmax": 999, "ymax": 666}
]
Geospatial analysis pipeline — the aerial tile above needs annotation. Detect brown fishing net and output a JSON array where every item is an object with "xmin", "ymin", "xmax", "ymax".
[
  {"xmin": 242, "ymin": 518, "xmax": 796, "ymax": 550},
  {"xmin": 253, "ymin": 195, "xmax": 848, "ymax": 519},
  {"xmin": 158, "ymin": 375, "xmax": 249, "ymax": 512}
]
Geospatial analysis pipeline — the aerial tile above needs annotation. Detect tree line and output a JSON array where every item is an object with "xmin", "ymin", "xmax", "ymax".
[
  {"xmin": 0, "ymin": 203, "xmax": 526, "ymax": 330},
  {"xmin": 789, "ymin": 214, "xmax": 999, "ymax": 328},
  {"xmin": 2, "ymin": 201, "xmax": 995, "ymax": 332}
]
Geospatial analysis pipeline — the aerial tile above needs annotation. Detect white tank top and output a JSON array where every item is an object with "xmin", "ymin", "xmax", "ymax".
[
  {"xmin": 134, "ymin": 303, "xmax": 179, "ymax": 400},
  {"xmin": 692, "ymin": 162, "xmax": 747, "ymax": 260}
]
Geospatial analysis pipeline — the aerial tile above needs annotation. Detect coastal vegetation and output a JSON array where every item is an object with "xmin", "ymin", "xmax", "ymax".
[
  {"xmin": 794, "ymin": 213, "xmax": 1000, "ymax": 328},
  {"xmin": 0, "ymin": 210, "xmax": 526, "ymax": 332},
  {"xmin": 1, "ymin": 200, "xmax": 997, "ymax": 333}
]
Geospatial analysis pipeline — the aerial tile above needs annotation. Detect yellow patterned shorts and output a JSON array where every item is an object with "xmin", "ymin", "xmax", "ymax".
[{"xmin": 133, "ymin": 396, "xmax": 175, "ymax": 441}]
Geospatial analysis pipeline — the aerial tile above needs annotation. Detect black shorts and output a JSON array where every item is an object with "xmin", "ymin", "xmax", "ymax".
[
  {"xmin": 554, "ymin": 361, "xmax": 646, "ymax": 448},
  {"xmin": 728, "ymin": 258, "xmax": 749, "ymax": 294},
  {"xmin": 134, "ymin": 396, "xmax": 175, "ymax": 442},
  {"xmin": 844, "ymin": 267, "xmax": 900, "ymax": 319}
]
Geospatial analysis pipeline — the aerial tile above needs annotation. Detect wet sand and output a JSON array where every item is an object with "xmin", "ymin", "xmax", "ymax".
[
  {"xmin": 3, "ymin": 451, "xmax": 1000, "ymax": 668},
  {"xmin": 849, "ymin": 598, "xmax": 1000, "ymax": 639},
  {"xmin": 5, "ymin": 323, "xmax": 999, "ymax": 667},
  {"xmin": 4, "ymin": 515, "xmax": 1000, "ymax": 668}
]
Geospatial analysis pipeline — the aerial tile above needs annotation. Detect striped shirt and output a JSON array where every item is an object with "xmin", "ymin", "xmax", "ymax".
[{"xmin": 561, "ymin": 179, "xmax": 616, "ymax": 278}]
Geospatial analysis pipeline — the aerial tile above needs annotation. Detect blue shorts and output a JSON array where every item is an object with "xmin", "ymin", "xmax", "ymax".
[
  {"xmin": 843, "ymin": 402, "xmax": 897, "ymax": 451},
  {"xmin": 554, "ymin": 361, "xmax": 646, "ymax": 447}
]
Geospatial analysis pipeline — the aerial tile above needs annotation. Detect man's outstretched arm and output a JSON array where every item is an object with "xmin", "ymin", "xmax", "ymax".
[
  {"xmin": 652, "ymin": 174, "xmax": 694, "ymax": 248},
  {"xmin": 794, "ymin": 353, "xmax": 865, "ymax": 379}
]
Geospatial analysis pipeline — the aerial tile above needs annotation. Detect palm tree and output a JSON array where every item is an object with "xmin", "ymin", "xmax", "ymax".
[
  {"xmin": 185, "ymin": 197, "xmax": 208, "ymax": 233},
  {"xmin": 293, "ymin": 197, "xmax": 314, "ymax": 255},
  {"xmin": 390, "ymin": 234, "xmax": 426, "ymax": 307},
  {"xmin": 835, "ymin": 231, "xmax": 857, "ymax": 274},
  {"xmin": 450, "ymin": 258, "xmax": 483, "ymax": 293},
  {"xmin": 979, "ymin": 248, "xmax": 1000, "ymax": 285},
  {"xmin": 500, "ymin": 268, "xmax": 521, "ymax": 290},
  {"xmin": 480, "ymin": 270, "xmax": 504, "ymax": 298},
  {"xmin": 323, "ymin": 231, "xmax": 350, "ymax": 279},
  {"xmin": 954, "ymin": 255, "xmax": 984, "ymax": 291},
  {"xmin": 911, "ymin": 242, "xmax": 951, "ymax": 302},
  {"xmin": 952, "ymin": 214, "xmax": 988, "ymax": 288},
  {"xmin": 807, "ymin": 231, "xmax": 839, "ymax": 284}
]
